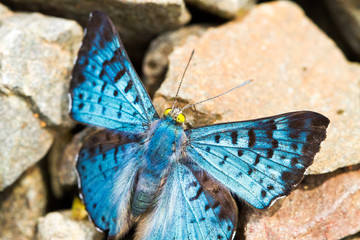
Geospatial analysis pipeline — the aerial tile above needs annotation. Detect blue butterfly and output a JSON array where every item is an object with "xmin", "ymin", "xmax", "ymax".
[{"xmin": 69, "ymin": 11, "xmax": 330, "ymax": 240}]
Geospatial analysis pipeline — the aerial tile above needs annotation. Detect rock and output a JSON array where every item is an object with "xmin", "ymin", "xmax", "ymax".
[
  {"xmin": 0, "ymin": 6, "xmax": 83, "ymax": 190},
  {"xmin": 143, "ymin": 24, "xmax": 211, "ymax": 96},
  {"xmin": 0, "ymin": 165, "xmax": 47, "ymax": 240},
  {"xmin": 1, "ymin": 0, "xmax": 191, "ymax": 65},
  {"xmin": 0, "ymin": 94, "xmax": 53, "ymax": 190},
  {"xmin": 0, "ymin": 7, "xmax": 83, "ymax": 127},
  {"xmin": 245, "ymin": 166, "xmax": 360, "ymax": 240},
  {"xmin": 37, "ymin": 211, "xmax": 104, "ymax": 240},
  {"xmin": 153, "ymin": 1, "xmax": 360, "ymax": 174},
  {"xmin": 324, "ymin": 0, "xmax": 360, "ymax": 59},
  {"xmin": 49, "ymin": 128, "xmax": 94, "ymax": 198},
  {"xmin": 186, "ymin": 0, "xmax": 255, "ymax": 19}
]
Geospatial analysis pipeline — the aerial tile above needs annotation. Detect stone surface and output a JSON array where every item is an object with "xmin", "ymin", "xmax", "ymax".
[
  {"xmin": 186, "ymin": 0, "xmax": 255, "ymax": 19},
  {"xmin": 0, "ymin": 165, "xmax": 47, "ymax": 240},
  {"xmin": 0, "ymin": 6, "xmax": 83, "ymax": 190},
  {"xmin": 154, "ymin": 1, "xmax": 360, "ymax": 174},
  {"xmin": 143, "ymin": 24, "xmax": 210, "ymax": 96},
  {"xmin": 324, "ymin": 0, "xmax": 360, "ymax": 59},
  {"xmin": 0, "ymin": 94, "xmax": 53, "ymax": 190},
  {"xmin": 37, "ymin": 211, "xmax": 104, "ymax": 240},
  {"xmin": 49, "ymin": 128, "xmax": 94, "ymax": 198},
  {"xmin": 0, "ymin": 8, "xmax": 83, "ymax": 127},
  {"xmin": 2, "ymin": 0, "xmax": 191, "ymax": 65},
  {"xmin": 245, "ymin": 166, "xmax": 360, "ymax": 240}
]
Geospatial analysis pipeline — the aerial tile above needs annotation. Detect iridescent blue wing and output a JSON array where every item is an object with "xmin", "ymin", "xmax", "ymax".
[
  {"xmin": 76, "ymin": 130, "xmax": 143, "ymax": 238},
  {"xmin": 70, "ymin": 11, "xmax": 158, "ymax": 132},
  {"xmin": 135, "ymin": 162, "xmax": 238, "ymax": 240},
  {"xmin": 185, "ymin": 111, "xmax": 329, "ymax": 209}
]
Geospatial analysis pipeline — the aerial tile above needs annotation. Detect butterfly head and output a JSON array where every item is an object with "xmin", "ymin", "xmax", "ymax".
[{"xmin": 164, "ymin": 108, "xmax": 185, "ymax": 124}]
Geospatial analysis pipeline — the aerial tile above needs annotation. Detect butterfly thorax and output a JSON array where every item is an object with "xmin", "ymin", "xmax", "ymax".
[
  {"xmin": 131, "ymin": 116, "xmax": 187, "ymax": 216},
  {"xmin": 146, "ymin": 116, "xmax": 186, "ymax": 168}
]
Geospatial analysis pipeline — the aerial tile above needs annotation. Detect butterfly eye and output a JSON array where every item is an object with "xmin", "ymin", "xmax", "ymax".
[
  {"xmin": 176, "ymin": 113, "xmax": 185, "ymax": 123},
  {"xmin": 164, "ymin": 108, "xmax": 172, "ymax": 116}
]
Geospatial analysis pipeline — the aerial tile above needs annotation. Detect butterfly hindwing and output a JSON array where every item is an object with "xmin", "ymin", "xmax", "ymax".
[
  {"xmin": 77, "ymin": 130, "xmax": 144, "ymax": 237},
  {"xmin": 70, "ymin": 11, "xmax": 158, "ymax": 132},
  {"xmin": 185, "ymin": 111, "xmax": 329, "ymax": 209},
  {"xmin": 135, "ymin": 162, "xmax": 238, "ymax": 240}
]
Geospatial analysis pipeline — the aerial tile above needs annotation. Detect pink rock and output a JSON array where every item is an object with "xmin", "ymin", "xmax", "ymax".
[
  {"xmin": 154, "ymin": 1, "xmax": 360, "ymax": 174},
  {"xmin": 245, "ymin": 167, "xmax": 360, "ymax": 240}
]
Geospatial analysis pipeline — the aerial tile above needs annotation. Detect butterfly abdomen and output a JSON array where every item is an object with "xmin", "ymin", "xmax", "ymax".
[{"xmin": 131, "ymin": 118, "xmax": 186, "ymax": 217}]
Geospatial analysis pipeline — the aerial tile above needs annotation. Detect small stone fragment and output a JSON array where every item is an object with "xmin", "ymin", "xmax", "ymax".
[
  {"xmin": 0, "ymin": 166, "xmax": 47, "ymax": 240},
  {"xmin": 37, "ymin": 211, "xmax": 104, "ymax": 240}
]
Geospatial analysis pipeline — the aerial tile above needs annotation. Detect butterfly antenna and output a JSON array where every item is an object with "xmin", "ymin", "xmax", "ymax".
[
  {"xmin": 181, "ymin": 79, "xmax": 253, "ymax": 112},
  {"xmin": 171, "ymin": 50, "xmax": 195, "ymax": 111}
]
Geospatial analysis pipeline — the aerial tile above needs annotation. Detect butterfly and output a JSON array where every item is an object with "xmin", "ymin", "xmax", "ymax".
[{"xmin": 69, "ymin": 10, "xmax": 330, "ymax": 240}]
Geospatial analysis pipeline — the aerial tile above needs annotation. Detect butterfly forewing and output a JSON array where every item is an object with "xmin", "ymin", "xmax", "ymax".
[
  {"xmin": 135, "ymin": 162, "xmax": 237, "ymax": 240},
  {"xmin": 185, "ymin": 111, "xmax": 329, "ymax": 209},
  {"xmin": 70, "ymin": 10, "xmax": 158, "ymax": 132}
]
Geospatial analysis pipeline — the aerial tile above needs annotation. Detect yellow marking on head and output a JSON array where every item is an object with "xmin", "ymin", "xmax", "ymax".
[
  {"xmin": 164, "ymin": 108, "xmax": 172, "ymax": 116},
  {"xmin": 164, "ymin": 108, "xmax": 185, "ymax": 123},
  {"xmin": 176, "ymin": 113, "xmax": 185, "ymax": 123}
]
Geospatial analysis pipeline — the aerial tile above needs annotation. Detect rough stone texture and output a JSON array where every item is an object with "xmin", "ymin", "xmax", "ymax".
[
  {"xmin": 245, "ymin": 166, "xmax": 360, "ymax": 240},
  {"xmin": 0, "ymin": 8, "xmax": 83, "ymax": 127},
  {"xmin": 2, "ymin": 0, "xmax": 191, "ymax": 64},
  {"xmin": 0, "ymin": 94, "xmax": 53, "ymax": 190},
  {"xmin": 154, "ymin": 1, "xmax": 360, "ymax": 174},
  {"xmin": 0, "ymin": 165, "xmax": 47, "ymax": 240},
  {"xmin": 324, "ymin": 0, "xmax": 360, "ymax": 59},
  {"xmin": 143, "ymin": 24, "xmax": 211, "ymax": 96},
  {"xmin": 37, "ymin": 211, "xmax": 104, "ymax": 240},
  {"xmin": 49, "ymin": 128, "xmax": 94, "ymax": 198},
  {"xmin": 186, "ymin": 0, "xmax": 255, "ymax": 19},
  {"xmin": 0, "ymin": 6, "xmax": 83, "ymax": 190}
]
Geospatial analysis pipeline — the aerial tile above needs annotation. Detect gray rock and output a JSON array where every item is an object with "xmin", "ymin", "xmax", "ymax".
[
  {"xmin": 153, "ymin": 1, "xmax": 360, "ymax": 174},
  {"xmin": 324, "ymin": 0, "xmax": 360, "ymax": 59},
  {"xmin": 186, "ymin": 0, "xmax": 255, "ymax": 18},
  {"xmin": 1, "ymin": 0, "xmax": 191, "ymax": 64},
  {"xmin": 0, "ymin": 6, "xmax": 83, "ymax": 190},
  {"xmin": 37, "ymin": 211, "xmax": 104, "ymax": 240},
  {"xmin": 143, "ymin": 24, "xmax": 211, "ymax": 96},
  {"xmin": 0, "ymin": 9, "xmax": 83, "ymax": 127},
  {"xmin": 0, "ymin": 94, "xmax": 53, "ymax": 191},
  {"xmin": 0, "ymin": 165, "xmax": 47, "ymax": 240}
]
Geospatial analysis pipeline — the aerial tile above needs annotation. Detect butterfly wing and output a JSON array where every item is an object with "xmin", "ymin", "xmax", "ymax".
[
  {"xmin": 135, "ymin": 161, "xmax": 238, "ymax": 240},
  {"xmin": 70, "ymin": 11, "xmax": 158, "ymax": 132},
  {"xmin": 185, "ymin": 111, "xmax": 329, "ymax": 209},
  {"xmin": 76, "ymin": 130, "xmax": 143, "ymax": 238}
]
